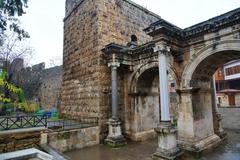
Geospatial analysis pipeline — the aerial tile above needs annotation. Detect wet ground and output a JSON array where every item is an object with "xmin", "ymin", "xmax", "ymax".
[{"xmin": 65, "ymin": 130, "xmax": 240, "ymax": 160}]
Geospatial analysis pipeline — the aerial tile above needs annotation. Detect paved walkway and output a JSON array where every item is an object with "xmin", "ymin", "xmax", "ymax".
[{"xmin": 65, "ymin": 130, "xmax": 240, "ymax": 160}]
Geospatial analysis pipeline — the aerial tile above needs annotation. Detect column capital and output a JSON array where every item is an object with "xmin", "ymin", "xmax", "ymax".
[
  {"xmin": 154, "ymin": 44, "xmax": 170, "ymax": 55},
  {"xmin": 108, "ymin": 62, "xmax": 120, "ymax": 68}
]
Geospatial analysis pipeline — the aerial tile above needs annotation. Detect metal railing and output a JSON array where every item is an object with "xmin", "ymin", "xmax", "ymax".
[
  {"xmin": 0, "ymin": 115, "xmax": 98, "ymax": 131},
  {"xmin": 0, "ymin": 115, "xmax": 47, "ymax": 130},
  {"xmin": 47, "ymin": 117, "xmax": 98, "ymax": 131}
]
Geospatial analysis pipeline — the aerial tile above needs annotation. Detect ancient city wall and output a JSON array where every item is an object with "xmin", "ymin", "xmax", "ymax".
[
  {"xmin": 62, "ymin": 0, "xmax": 160, "ymax": 139},
  {"xmin": 38, "ymin": 66, "xmax": 62, "ymax": 111},
  {"xmin": 14, "ymin": 63, "xmax": 62, "ymax": 111}
]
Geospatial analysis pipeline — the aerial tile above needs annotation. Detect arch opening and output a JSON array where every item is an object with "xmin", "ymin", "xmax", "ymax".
[
  {"xmin": 178, "ymin": 48, "xmax": 240, "ymax": 144},
  {"xmin": 127, "ymin": 65, "xmax": 178, "ymax": 140},
  {"xmin": 135, "ymin": 67, "xmax": 160, "ymax": 133},
  {"xmin": 191, "ymin": 50, "xmax": 240, "ymax": 89}
]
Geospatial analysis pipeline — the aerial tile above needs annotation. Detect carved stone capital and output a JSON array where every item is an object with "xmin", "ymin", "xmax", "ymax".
[
  {"xmin": 154, "ymin": 44, "xmax": 171, "ymax": 55},
  {"xmin": 108, "ymin": 62, "xmax": 120, "ymax": 68}
]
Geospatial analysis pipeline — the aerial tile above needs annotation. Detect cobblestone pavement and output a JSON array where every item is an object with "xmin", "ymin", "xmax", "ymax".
[{"xmin": 65, "ymin": 130, "xmax": 240, "ymax": 160}]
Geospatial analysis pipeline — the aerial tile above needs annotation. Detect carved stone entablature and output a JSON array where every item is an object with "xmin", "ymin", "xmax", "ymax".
[
  {"xmin": 153, "ymin": 44, "xmax": 184, "ymax": 62},
  {"xmin": 101, "ymin": 43, "xmax": 128, "ymax": 55},
  {"xmin": 102, "ymin": 41, "xmax": 183, "ymax": 66},
  {"xmin": 144, "ymin": 19, "xmax": 183, "ymax": 39},
  {"xmin": 145, "ymin": 7, "xmax": 240, "ymax": 40},
  {"xmin": 129, "ymin": 42, "xmax": 155, "ymax": 55}
]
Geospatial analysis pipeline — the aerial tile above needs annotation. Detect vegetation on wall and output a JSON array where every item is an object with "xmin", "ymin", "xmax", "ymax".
[{"xmin": 0, "ymin": 70, "xmax": 28, "ymax": 114}]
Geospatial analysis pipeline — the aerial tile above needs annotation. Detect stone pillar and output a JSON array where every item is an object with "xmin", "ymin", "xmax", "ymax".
[
  {"xmin": 152, "ymin": 46, "xmax": 181, "ymax": 160},
  {"xmin": 211, "ymin": 77, "xmax": 226, "ymax": 139},
  {"xmin": 105, "ymin": 54, "xmax": 126, "ymax": 147},
  {"xmin": 177, "ymin": 88, "xmax": 221, "ymax": 152},
  {"xmin": 40, "ymin": 131, "xmax": 48, "ymax": 145}
]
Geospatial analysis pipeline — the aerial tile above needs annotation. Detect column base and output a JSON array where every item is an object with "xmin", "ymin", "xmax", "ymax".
[
  {"xmin": 152, "ymin": 147, "xmax": 182, "ymax": 160},
  {"xmin": 178, "ymin": 134, "xmax": 221, "ymax": 153},
  {"xmin": 218, "ymin": 131, "xmax": 227, "ymax": 140},
  {"xmin": 105, "ymin": 135, "xmax": 127, "ymax": 148},
  {"xmin": 215, "ymin": 113, "xmax": 227, "ymax": 140},
  {"xmin": 105, "ymin": 118, "xmax": 127, "ymax": 148},
  {"xmin": 152, "ymin": 122, "xmax": 182, "ymax": 160}
]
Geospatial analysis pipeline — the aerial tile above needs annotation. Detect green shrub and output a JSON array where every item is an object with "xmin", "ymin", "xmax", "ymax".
[{"xmin": 26, "ymin": 103, "xmax": 39, "ymax": 113}]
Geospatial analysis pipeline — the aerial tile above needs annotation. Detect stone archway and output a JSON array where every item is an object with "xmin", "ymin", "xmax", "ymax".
[
  {"xmin": 130, "ymin": 61, "xmax": 178, "ymax": 93},
  {"xmin": 178, "ymin": 40, "xmax": 240, "ymax": 151},
  {"xmin": 181, "ymin": 40, "xmax": 240, "ymax": 88},
  {"xmin": 126, "ymin": 61, "xmax": 178, "ymax": 141}
]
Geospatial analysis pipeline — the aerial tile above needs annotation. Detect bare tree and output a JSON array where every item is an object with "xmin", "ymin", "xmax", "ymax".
[
  {"xmin": 0, "ymin": 32, "xmax": 34, "ymax": 101},
  {"xmin": 0, "ymin": 32, "xmax": 34, "ymax": 71}
]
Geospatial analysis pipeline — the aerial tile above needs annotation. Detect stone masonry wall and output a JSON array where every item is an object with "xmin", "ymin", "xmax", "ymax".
[
  {"xmin": 97, "ymin": 0, "xmax": 160, "ymax": 134},
  {"xmin": 48, "ymin": 126, "xmax": 100, "ymax": 152},
  {"xmin": 218, "ymin": 107, "xmax": 240, "ymax": 129},
  {"xmin": 61, "ymin": 0, "xmax": 100, "ymax": 119},
  {"xmin": 0, "ymin": 131, "xmax": 41, "ymax": 153},
  {"xmin": 62, "ymin": 0, "xmax": 160, "ymax": 139}
]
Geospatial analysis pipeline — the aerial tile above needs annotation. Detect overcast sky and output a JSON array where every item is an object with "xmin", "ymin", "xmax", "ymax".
[{"xmin": 20, "ymin": 0, "xmax": 240, "ymax": 68}]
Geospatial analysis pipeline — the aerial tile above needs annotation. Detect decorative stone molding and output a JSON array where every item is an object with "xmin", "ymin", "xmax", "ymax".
[
  {"xmin": 145, "ymin": 7, "xmax": 240, "ymax": 39},
  {"xmin": 108, "ymin": 62, "xmax": 120, "ymax": 68}
]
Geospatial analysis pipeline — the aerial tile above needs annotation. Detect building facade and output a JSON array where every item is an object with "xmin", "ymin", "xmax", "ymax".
[{"xmin": 214, "ymin": 60, "xmax": 240, "ymax": 106}]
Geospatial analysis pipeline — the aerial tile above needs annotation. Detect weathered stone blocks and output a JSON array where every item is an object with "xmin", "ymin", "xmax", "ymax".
[{"xmin": 48, "ymin": 126, "xmax": 100, "ymax": 152}]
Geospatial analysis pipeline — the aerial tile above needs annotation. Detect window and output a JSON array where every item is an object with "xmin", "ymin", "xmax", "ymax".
[{"xmin": 225, "ymin": 65, "xmax": 240, "ymax": 76}]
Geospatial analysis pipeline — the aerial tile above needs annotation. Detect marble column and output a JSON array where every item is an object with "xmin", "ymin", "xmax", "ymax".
[
  {"xmin": 211, "ymin": 77, "xmax": 226, "ymax": 139},
  {"xmin": 105, "ymin": 54, "xmax": 127, "ymax": 147},
  {"xmin": 152, "ymin": 46, "xmax": 182, "ymax": 160},
  {"xmin": 111, "ymin": 61, "xmax": 119, "ymax": 120}
]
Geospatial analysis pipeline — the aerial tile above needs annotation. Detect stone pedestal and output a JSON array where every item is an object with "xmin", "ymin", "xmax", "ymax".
[
  {"xmin": 105, "ymin": 118, "xmax": 127, "ymax": 147},
  {"xmin": 152, "ymin": 122, "xmax": 182, "ymax": 160},
  {"xmin": 211, "ymin": 78, "xmax": 226, "ymax": 140},
  {"xmin": 213, "ymin": 112, "xmax": 227, "ymax": 139}
]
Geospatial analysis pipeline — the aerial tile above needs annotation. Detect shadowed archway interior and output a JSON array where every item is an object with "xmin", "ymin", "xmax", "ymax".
[
  {"xmin": 135, "ymin": 67, "xmax": 160, "ymax": 132},
  {"xmin": 191, "ymin": 50, "xmax": 240, "ymax": 88}
]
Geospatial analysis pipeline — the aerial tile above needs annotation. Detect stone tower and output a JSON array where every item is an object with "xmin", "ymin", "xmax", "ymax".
[{"xmin": 61, "ymin": 0, "xmax": 160, "ymax": 139}]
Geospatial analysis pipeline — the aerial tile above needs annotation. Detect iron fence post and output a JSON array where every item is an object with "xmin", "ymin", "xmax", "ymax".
[{"xmin": 6, "ymin": 117, "xmax": 9, "ymax": 130}]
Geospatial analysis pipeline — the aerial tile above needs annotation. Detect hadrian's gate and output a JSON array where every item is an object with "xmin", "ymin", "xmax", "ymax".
[{"xmin": 61, "ymin": 0, "xmax": 240, "ymax": 152}]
